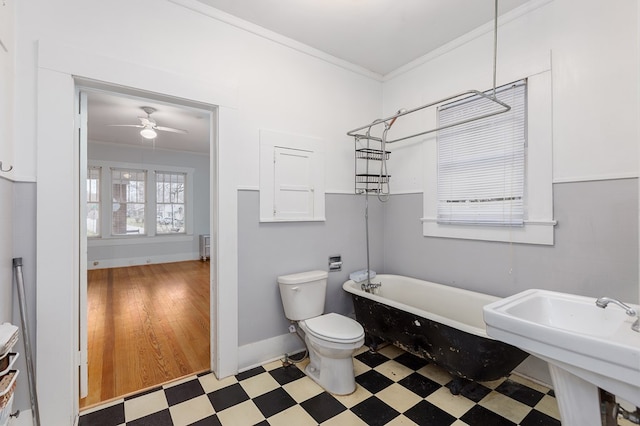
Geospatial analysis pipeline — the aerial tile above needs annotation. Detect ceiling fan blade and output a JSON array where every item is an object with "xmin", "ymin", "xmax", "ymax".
[
  {"xmin": 156, "ymin": 126, "xmax": 188, "ymax": 134},
  {"xmin": 106, "ymin": 124, "xmax": 144, "ymax": 128}
]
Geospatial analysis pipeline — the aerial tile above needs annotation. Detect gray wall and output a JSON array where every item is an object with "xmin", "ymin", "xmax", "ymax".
[
  {"xmin": 237, "ymin": 191, "xmax": 384, "ymax": 346},
  {"xmin": 11, "ymin": 182, "xmax": 37, "ymax": 413},
  {"xmin": 0, "ymin": 178, "xmax": 12, "ymax": 323},
  {"xmin": 383, "ymin": 179, "xmax": 639, "ymax": 302},
  {"xmin": 87, "ymin": 142, "xmax": 210, "ymax": 264},
  {"xmin": 238, "ymin": 179, "xmax": 639, "ymax": 350}
]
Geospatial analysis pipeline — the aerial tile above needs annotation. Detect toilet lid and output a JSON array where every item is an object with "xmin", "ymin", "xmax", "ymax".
[{"xmin": 303, "ymin": 313, "xmax": 364, "ymax": 343}]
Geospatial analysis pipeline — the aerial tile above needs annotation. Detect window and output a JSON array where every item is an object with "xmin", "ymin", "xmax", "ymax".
[
  {"xmin": 437, "ymin": 80, "xmax": 526, "ymax": 226},
  {"xmin": 111, "ymin": 168, "xmax": 146, "ymax": 235},
  {"xmin": 422, "ymin": 70, "xmax": 554, "ymax": 245},
  {"xmin": 156, "ymin": 171, "xmax": 186, "ymax": 234},
  {"xmin": 87, "ymin": 166, "xmax": 101, "ymax": 237},
  {"xmin": 87, "ymin": 162, "xmax": 195, "ymax": 241}
]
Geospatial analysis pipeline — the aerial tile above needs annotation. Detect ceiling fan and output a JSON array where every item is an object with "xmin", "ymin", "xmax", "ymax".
[{"xmin": 108, "ymin": 106, "xmax": 188, "ymax": 139}]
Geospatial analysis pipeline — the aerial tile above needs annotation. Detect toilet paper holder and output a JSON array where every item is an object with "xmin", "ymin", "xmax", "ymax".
[{"xmin": 328, "ymin": 255, "xmax": 342, "ymax": 272}]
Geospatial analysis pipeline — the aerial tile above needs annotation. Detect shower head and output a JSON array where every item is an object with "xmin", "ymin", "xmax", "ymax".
[{"xmin": 387, "ymin": 108, "xmax": 407, "ymax": 129}]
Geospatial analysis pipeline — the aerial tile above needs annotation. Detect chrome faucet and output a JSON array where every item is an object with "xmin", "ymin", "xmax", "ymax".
[
  {"xmin": 596, "ymin": 297, "xmax": 639, "ymax": 332},
  {"xmin": 361, "ymin": 281, "xmax": 381, "ymax": 294}
]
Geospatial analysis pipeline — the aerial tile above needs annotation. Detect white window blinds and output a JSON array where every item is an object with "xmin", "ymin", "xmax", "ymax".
[{"xmin": 437, "ymin": 80, "xmax": 526, "ymax": 226}]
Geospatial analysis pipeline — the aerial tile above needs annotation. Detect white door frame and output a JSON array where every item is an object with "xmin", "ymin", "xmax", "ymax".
[{"xmin": 36, "ymin": 41, "xmax": 239, "ymax": 425}]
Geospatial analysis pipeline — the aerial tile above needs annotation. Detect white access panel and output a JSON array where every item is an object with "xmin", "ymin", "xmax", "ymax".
[
  {"xmin": 259, "ymin": 129, "xmax": 325, "ymax": 222},
  {"xmin": 273, "ymin": 147, "xmax": 314, "ymax": 219}
]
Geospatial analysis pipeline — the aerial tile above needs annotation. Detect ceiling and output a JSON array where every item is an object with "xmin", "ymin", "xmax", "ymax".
[
  {"xmin": 195, "ymin": 0, "xmax": 531, "ymax": 76},
  {"xmin": 87, "ymin": 90, "xmax": 211, "ymax": 154},
  {"xmin": 89, "ymin": 0, "xmax": 530, "ymax": 153}
]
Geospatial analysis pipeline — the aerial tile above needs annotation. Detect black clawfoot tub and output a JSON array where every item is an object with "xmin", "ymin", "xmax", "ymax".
[{"xmin": 343, "ymin": 275, "xmax": 528, "ymax": 394}]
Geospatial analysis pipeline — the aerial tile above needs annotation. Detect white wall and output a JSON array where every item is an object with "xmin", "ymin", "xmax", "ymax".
[
  {"xmin": 14, "ymin": 0, "xmax": 381, "ymax": 187},
  {"xmin": 0, "ymin": 0, "xmax": 15, "ymax": 181},
  {"xmin": 383, "ymin": 0, "xmax": 638, "ymax": 187},
  {"xmin": 14, "ymin": 0, "xmax": 382, "ymax": 423}
]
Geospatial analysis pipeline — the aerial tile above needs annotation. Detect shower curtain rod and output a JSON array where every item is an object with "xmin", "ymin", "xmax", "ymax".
[
  {"xmin": 347, "ymin": 0, "xmax": 510, "ymax": 144},
  {"xmin": 346, "ymin": 90, "xmax": 511, "ymax": 144}
]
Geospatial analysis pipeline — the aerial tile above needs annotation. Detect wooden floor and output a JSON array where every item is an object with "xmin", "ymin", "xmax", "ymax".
[{"xmin": 80, "ymin": 261, "xmax": 210, "ymax": 409}]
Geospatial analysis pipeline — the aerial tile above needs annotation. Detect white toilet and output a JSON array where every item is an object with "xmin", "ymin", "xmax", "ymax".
[{"xmin": 278, "ymin": 270, "xmax": 365, "ymax": 395}]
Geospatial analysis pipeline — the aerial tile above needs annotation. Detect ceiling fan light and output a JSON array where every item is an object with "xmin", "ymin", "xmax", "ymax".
[{"xmin": 140, "ymin": 127, "xmax": 157, "ymax": 139}]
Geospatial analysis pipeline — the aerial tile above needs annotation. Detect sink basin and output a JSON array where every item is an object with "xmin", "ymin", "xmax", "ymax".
[
  {"xmin": 483, "ymin": 289, "xmax": 640, "ymax": 410},
  {"xmin": 501, "ymin": 291, "xmax": 631, "ymax": 336}
]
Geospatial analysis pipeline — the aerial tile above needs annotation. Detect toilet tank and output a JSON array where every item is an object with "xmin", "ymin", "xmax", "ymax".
[{"xmin": 278, "ymin": 270, "xmax": 328, "ymax": 321}]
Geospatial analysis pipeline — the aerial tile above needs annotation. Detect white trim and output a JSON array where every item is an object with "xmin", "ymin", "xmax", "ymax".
[
  {"xmin": 88, "ymin": 252, "xmax": 201, "ymax": 270},
  {"xmin": 38, "ymin": 40, "xmax": 238, "ymax": 109},
  {"xmin": 553, "ymin": 172, "xmax": 639, "ymax": 184},
  {"xmin": 1, "ymin": 173, "xmax": 36, "ymax": 183},
  {"xmin": 10, "ymin": 409, "xmax": 34, "ymax": 426},
  {"xmin": 36, "ymin": 42, "xmax": 237, "ymax": 425},
  {"xmin": 421, "ymin": 220, "xmax": 555, "ymax": 246},
  {"xmin": 237, "ymin": 187, "xmax": 424, "ymax": 195},
  {"xmin": 167, "ymin": 0, "xmax": 383, "ymax": 82},
  {"xmin": 421, "ymin": 217, "xmax": 557, "ymax": 226},
  {"xmin": 238, "ymin": 333, "xmax": 305, "ymax": 373},
  {"xmin": 259, "ymin": 217, "xmax": 327, "ymax": 223},
  {"xmin": 88, "ymin": 234, "xmax": 194, "ymax": 246},
  {"xmin": 384, "ymin": 0, "xmax": 555, "ymax": 81}
]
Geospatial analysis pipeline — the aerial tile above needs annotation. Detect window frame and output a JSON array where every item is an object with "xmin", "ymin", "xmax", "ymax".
[
  {"xmin": 436, "ymin": 80, "xmax": 527, "ymax": 227},
  {"xmin": 86, "ymin": 165, "xmax": 101, "ymax": 238},
  {"xmin": 155, "ymin": 171, "xmax": 187, "ymax": 235},
  {"xmin": 87, "ymin": 160, "xmax": 194, "ymax": 242},
  {"xmin": 110, "ymin": 167, "xmax": 147, "ymax": 236},
  {"xmin": 422, "ymin": 70, "xmax": 555, "ymax": 245}
]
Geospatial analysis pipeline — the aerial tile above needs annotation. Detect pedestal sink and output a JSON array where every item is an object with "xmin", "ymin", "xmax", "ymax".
[{"xmin": 483, "ymin": 289, "xmax": 640, "ymax": 426}]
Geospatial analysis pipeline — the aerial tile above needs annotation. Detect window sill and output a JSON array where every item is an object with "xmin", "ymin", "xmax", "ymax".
[
  {"xmin": 259, "ymin": 217, "xmax": 326, "ymax": 223},
  {"xmin": 421, "ymin": 217, "xmax": 556, "ymax": 245},
  {"xmin": 88, "ymin": 234, "xmax": 194, "ymax": 247}
]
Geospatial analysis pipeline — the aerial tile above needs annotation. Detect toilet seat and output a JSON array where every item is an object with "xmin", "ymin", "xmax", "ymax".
[{"xmin": 302, "ymin": 313, "xmax": 364, "ymax": 344}]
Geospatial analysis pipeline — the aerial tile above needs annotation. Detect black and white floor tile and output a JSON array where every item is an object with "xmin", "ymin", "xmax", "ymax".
[{"xmin": 79, "ymin": 345, "xmax": 566, "ymax": 426}]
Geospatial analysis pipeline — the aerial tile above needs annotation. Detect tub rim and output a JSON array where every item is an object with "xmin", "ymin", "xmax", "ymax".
[{"xmin": 343, "ymin": 274, "xmax": 498, "ymax": 339}]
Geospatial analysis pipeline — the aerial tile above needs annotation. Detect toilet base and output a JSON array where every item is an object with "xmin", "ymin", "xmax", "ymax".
[
  {"xmin": 303, "ymin": 335, "xmax": 361, "ymax": 395},
  {"xmin": 304, "ymin": 355, "xmax": 357, "ymax": 395}
]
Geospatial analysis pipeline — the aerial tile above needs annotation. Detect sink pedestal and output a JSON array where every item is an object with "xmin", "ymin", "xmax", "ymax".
[{"xmin": 548, "ymin": 364, "xmax": 601, "ymax": 426}]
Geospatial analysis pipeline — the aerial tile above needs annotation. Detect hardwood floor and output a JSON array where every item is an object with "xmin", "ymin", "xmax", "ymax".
[{"xmin": 80, "ymin": 261, "xmax": 210, "ymax": 409}]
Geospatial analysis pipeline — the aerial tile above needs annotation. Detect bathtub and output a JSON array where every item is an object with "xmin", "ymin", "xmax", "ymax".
[{"xmin": 343, "ymin": 274, "xmax": 528, "ymax": 393}]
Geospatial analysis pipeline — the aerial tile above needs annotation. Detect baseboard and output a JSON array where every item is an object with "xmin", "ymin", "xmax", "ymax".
[
  {"xmin": 9, "ymin": 409, "xmax": 33, "ymax": 426},
  {"xmin": 238, "ymin": 333, "xmax": 305, "ymax": 373},
  {"xmin": 88, "ymin": 252, "xmax": 201, "ymax": 269}
]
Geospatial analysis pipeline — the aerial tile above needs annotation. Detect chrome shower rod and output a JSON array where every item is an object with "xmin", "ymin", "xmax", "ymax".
[
  {"xmin": 347, "ymin": 89, "xmax": 511, "ymax": 144},
  {"xmin": 348, "ymin": 0, "xmax": 509, "ymax": 144}
]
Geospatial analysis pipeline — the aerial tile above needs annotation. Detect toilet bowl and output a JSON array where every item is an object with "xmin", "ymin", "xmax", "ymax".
[
  {"xmin": 299, "ymin": 313, "xmax": 365, "ymax": 395},
  {"xmin": 277, "ymin": 270, "xmax": 365, "ymax": 395}
]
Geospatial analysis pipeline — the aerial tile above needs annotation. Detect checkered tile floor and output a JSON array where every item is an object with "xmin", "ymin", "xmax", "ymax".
[{"xmin": 79, "ymin": 345, "xmax": 563, "ymax": 426}]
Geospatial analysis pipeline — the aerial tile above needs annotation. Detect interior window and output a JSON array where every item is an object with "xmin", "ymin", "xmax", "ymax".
[{"xmin": 437, "ymin": 80, "xmax": 526, "ymax": 226}]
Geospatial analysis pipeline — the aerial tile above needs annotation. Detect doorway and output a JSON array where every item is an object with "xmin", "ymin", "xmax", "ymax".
[{"xmin": 78, "ymin": 87, "xmax": 213, "ymax": 408}]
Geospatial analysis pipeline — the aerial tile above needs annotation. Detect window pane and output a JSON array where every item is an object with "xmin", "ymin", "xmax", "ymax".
[
  {"xmin": 156, "ymin": 172, "xmax": 186, "ymax": 234},
  {"xmin": 437, "ymin": 80, "xmax": 526, "ymax": 226},
  {"xmin": 112, "ymin": 169, "xmax": 146, "ymax": 235},
  {"xmin": 87, "ymin": 166, "xmax": 101, "ymax": 237}
]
